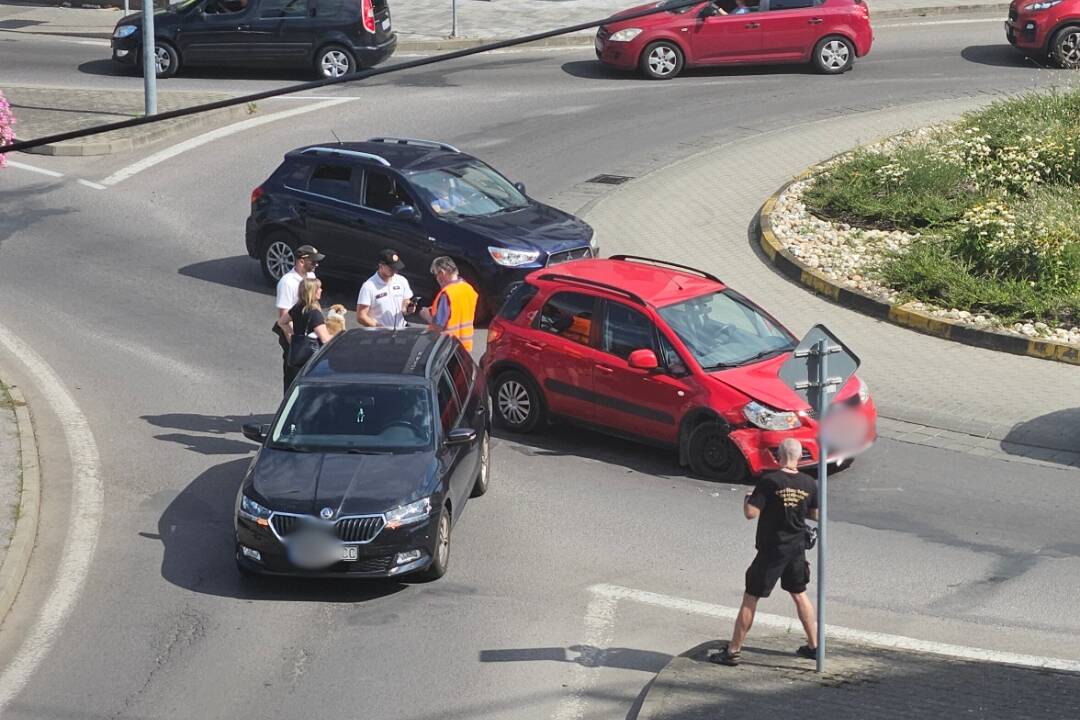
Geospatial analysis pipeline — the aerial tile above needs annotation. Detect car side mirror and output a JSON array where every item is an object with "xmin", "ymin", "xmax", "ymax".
[
  {"xmin": 513, "ymin": 182, "xmax": 527, "ymax": 195},
  {"xmin": 392, "ymin": 204, "xmax": 421, "ymax": 224},
  {"xmin": 699, "ymin": 3, "xmax": 719, "ymax": 17},
  {"xmin": 444, "ymin": 427, "xmax": 477, "ymax": 447},
  {"xmin": 628, "ymin": 349, "xmax": 660, "ymax": 371},
  {"xmin": 242, "ymin": 423, "xmax": 269, "ymax": 443}
]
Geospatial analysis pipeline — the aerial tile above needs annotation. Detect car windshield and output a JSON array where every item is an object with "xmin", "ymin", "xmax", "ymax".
[
  {"xmin": 657, "ymin": 0, "xmax": 702, "ymax": 13},
  {"xmin": 408, "ymin": 161, "xmax": 529, "ymax": 218},
  {"xmin": 269, "ymin": 383, "xmax": 433, "ymax": 452},
  {"xmin": 658, "ymin": 290, "xmax": 796, "ymax": 370}
]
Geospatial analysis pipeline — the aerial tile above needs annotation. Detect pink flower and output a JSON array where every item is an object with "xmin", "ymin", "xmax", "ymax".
[{"xmin": 0, "ymin": 89, "xmax": 17, "ymax": 169}]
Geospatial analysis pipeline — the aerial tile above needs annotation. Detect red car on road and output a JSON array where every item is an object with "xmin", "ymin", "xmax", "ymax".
[
  {"xmin": 596, "ymin": 0, "xmax": 873, "ymax": 79},
  {"xmin": 1005, "ymin": 0, "xmax": 1080, "ymax": 67},
  {"xmin": 480, "ymin": 256, "xmax": 877, "ymax": 483}
]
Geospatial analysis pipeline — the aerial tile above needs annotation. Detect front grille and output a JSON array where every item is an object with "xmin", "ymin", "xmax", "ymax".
[
  {"xmin": 547, "ymin": 246, "xmax": 592, "ymax": 266},
  {"xmin": 270, "ymin": 513, "xmax": 384, "ymax": 543},
  {"xmin": 336, "ymin": 516, "xmax": 384, "ymax": 543}
]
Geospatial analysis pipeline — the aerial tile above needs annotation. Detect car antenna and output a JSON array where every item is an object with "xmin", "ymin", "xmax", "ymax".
[{"xmin": 330, "ymin": 129, "xmax": 343, "ymax": 146}]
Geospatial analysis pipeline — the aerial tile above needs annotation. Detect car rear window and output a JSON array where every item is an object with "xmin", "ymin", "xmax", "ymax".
[
  {"xmin": 314, "ymin": 0, "xmax": 345, "ymax": 18},
  {"xmin": 497, "ymin": 281, "xmax": 538, "ymax": 321},
  {"xmin": 307, "ymin": 163, "xmax": 355, "ymax": 203}
]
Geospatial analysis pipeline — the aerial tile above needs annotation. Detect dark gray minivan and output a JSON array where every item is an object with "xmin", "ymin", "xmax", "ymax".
[{"xmin": 110, "ymin": 0, "xmax": 395, "ymax": 79}]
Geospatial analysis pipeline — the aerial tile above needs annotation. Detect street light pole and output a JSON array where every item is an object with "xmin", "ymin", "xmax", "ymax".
[
  {"xmin": 141, "ymin": 0, "xmax": 158, "ymax": 116},
  {"xmin": 814, "ymin": 337, "xmax": 829, "ymax": 674},
  {"xmin": 451, "ymin": 0, "xmax": 458, "ymax": 38}
]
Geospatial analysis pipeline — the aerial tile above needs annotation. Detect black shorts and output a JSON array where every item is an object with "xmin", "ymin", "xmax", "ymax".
[{"xmin": 745, "ymin": 548, "xmax": 810, "ymax": 598}]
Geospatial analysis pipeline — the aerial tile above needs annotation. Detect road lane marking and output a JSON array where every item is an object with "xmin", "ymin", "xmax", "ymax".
[
  {"xmin": 0, "ymin": 323, "xmax": 103, "ymax": 711},
  {"xmin": 99, "ymin": 97, "xmax": 354, "ymax": 187},
  {"xmin": 552, "ymin": 590, "xmax": 618, "ymax": 720},
  {"xmin": 592, "ymin": 584, "xmax": 1080, "ymax": 672},
  {"xmin": 77, "ymin": 179, "xmax": 106, "ymax": 190},
  {"xmin": 5, "ymin": 160, "xmax": 63, "ymax": 178}
]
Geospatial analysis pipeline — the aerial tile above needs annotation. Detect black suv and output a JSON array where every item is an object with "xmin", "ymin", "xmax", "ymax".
[
  {"xmin": 236, "ymin": 328, "xmax": 489, "ymax": 580},
  {"xmin": 110, "ymin": 0, "xmax": 395, "ymax": 79},
  {"xmin": 246, "ymin": 138, "xmax": 597, "ymax": 317}
]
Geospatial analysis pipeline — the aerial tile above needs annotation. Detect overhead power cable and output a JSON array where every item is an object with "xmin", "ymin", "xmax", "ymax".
[{"xmin": 1, "ymin": 0, "xmax": 700, "ymax": 156}]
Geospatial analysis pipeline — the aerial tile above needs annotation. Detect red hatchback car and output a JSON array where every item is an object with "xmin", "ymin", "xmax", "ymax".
[
  {"xmin": 1005, "ymin": 0, "xmax": 1080, "ymax": 67},
  {"xmin": 596, "ymin": 0, "xmax": 873, "ymax": 79},
  {"xmin": 480, "ymin": 256, "xmax": 877, "ymax": 483}
]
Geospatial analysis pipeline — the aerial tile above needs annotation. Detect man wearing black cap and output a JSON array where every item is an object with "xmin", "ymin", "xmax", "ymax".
[
  {"xmin": 356, "ymin": 249, "xmax": 414, "ymax": 330},
  {"xmin": 274, "ymin": 245, "xmax": 324, "ymax": 392}
]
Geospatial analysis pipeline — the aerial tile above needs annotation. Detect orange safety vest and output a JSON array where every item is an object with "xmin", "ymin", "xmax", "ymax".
[{"xmin": 430, "ymin": 278, "xmax": 479, "ymax": 351}]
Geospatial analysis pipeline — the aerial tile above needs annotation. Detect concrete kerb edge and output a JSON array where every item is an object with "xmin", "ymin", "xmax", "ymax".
[
  {"xmin": 0, "ymin": 378, "xmax": 41, "ymax": 627},
  {"xmin": 757, "ymin": 172, "xmax": 1080, "ymax": 366}
]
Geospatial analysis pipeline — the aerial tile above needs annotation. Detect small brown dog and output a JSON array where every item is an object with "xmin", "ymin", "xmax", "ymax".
[{"xmin": 325, "ymin": 304, "xmax": 348, "ymax": 337}]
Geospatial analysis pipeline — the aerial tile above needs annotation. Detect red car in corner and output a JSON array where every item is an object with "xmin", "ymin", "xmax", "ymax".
[
  {"xmin": 480, "ymin": 256, "xmax": 877, "ymax": 483},
  {"xmin": 1005, "ymin": 0, "xmax": 1080, "ymax": 67},
  {"xmin": 596, "ymin": 0, "xmax": 873, "ymax": 79}
]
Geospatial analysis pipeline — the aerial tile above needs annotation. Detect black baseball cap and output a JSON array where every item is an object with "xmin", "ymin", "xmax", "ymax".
[
  {"xmin": 378, "ymin": 248, "xmax": 405, "ymax": 271},
  {"xmin": 296, "ymin": 245, "xmax": 326, "ymax": 262}
]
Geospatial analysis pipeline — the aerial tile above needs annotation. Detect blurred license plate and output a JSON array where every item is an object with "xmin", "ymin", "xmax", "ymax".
[
  {"xmin": 341, "ymin": 546, "xmax": 359, "ymax": 561},
  {"xmin": 382, "ymin": 18, "xmax": 391, "ymax": 30}
]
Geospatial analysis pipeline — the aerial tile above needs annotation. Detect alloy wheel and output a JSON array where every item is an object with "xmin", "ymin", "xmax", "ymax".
[
  {"xmin": 480, "ymin": 433, "xmax": 490, "ymax": 485},
  {"xmin": 1062, "ymin": 31, "xmax": 1080, "ymax": 65},
  {"xmin": 820, "ymin": 40, "xmax": 850, "ymax": 70},
  {"xmin": 648, "ymin": 46, "xmax": 678, "ymax": 77},
  {"xmin": 265, "ymin": 240, "xmax": 294, "ymax": 281},
  {"xmin": 435, "ymin": 512, "xmax": 450, "ymax": 568},
  {"xmin": 497, "ymin": 380, "xmax": 530, "ymax": 426},
  {"xmin": 154, "ymin": 46, "xmax": 170, "ymax": 74},
  {"xmin": 321, "ymin": 50, "xmax": 350, "ymax": 78}
]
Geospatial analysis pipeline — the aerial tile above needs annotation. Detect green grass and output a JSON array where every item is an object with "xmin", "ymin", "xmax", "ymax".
[{"xmin": 800, "ymin": 89, "xmax": 1080, "ymax": 329}]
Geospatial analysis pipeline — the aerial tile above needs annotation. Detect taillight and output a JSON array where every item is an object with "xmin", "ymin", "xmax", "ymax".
[
  {"xmin": 251, "ymin": 186, "xmax": 264, "ymax": 205},
  {"xmin": 361, "ymin": 0, "xmax": 375, "ymax": 33},
  {"xmin": 487, "ymin": 322, "xmax": 504, "ymax": 345}
]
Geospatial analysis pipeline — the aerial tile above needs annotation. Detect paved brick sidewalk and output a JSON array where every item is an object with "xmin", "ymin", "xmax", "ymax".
[
  {"xmin": 636, "ymin": 632, "xmax": 1080, "ymax": 719},
  {"xmin": 579, "ymin": 97, "xmax": 1080, "ymax": 465},
  {"xmin": 5, "ymin": 85, "xmax": 252, "ymax": 155},
  {"xmin": 0, "ymin": 0, "xmax": 1011, "ymax": 43}
]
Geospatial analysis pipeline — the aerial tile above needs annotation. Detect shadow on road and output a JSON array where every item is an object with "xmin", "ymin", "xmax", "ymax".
[
  {"xmin": 0, "ymin": 184, "xmax": 76, "ymax": 246},
  {"xmin": 960, "ymin": 44, "xmax": 1052, "ymax": 69},
  {"xmin": 1003, "ymin": 407, "xmax": 1080, "ymax": 466},
  {"xmin": 177, "ymin": 255, "xmax": 358, "ymax": 309},
  {"xmin": 560, "ymin": 59, "xmax": 816, "ymax": 81},
  {"xmin": 153, "ymin": 456, "xmax": 408, "ymax": 601},
  {"xmin": 77, "ymin": 58, "xmax": 315, "ymax": 82},
  {"xmin": 142, "ymin": 411, "xmax": 272, "ymax": 456}
]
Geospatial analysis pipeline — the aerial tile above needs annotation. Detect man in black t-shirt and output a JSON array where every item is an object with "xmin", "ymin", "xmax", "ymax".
[{"xmin": 713, "ymin": 438, "xmax": 820, "ymax": 666}]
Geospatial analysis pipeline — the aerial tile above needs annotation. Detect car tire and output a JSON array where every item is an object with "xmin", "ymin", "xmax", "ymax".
[
  {"xmin": 415, "ymin": 505, "xmax": 451, "ymax": 582},
  {"xmin": 138, "ymin": 41, "xmax": 180, "ymax": 79},
  {"xmin": 315, "ymin": 44, "xmax": 355, "ymax": 79},
  {"xmin": 811, "ymin": 36, "xmax": 855, "ymax": 74},
  {"xmin": 640, "ymin": 41, "xmax": 684, "ymax": 80},
  {"xmin": 492, "ymin": 370, "xmax": 545, "ymax": 434},
  {"xmin": 259, "ymin": 232, "xmax": 298, "ymax": 285},
  {"xmin": 1050, "ymin": 26, "xmax": 1080, "ymax": 68},
  {"xmin": 687, "ymin": 422, "xmax": 748, "ymax": 483},
  {"xmin": 470, "ymin": 429, "xmax": 491, "ymax": 498}
]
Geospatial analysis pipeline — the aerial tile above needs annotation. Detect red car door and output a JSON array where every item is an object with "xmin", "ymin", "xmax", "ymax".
[
  {"xmin": 524, "ymin": 291, "xmax": 603, "ymax": 424},
  {"xmin": 689, "ymin": 10, "xmax": 763, "ymax": 63},
  {"xmin": 756, "ymin": 0, "xmax": 821, "ymax": 61},
  {"xmin": 591, "ymin": 300, "xmax": 692, "ymax": 445}
]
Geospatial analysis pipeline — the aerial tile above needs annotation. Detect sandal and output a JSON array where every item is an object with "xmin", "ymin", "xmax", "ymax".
[
  {"xmin": 796, "ymin": 645, "xmax": 817, "ymax": 660},
  {"xmin": 710, "ymin": 646, "xmax": 741, "ymax": 666}
]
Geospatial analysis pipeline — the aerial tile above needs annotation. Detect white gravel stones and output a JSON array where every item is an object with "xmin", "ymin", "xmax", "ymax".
[{"xmin": 769, "ymin": 175, "xmax": 1080, "ymax": 348}]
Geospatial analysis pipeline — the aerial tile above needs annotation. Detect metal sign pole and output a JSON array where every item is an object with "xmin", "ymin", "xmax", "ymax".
[
  {"xmin": 815, "ymin": 338, "xmax": 828, "ymax": 674},
  {"xmin": 141, "ymin": 0, "xmax": 158, "ymax": 116},
  {"xmin": 451, "ymin": 0, "xmax": 457, "ymax": 38}
]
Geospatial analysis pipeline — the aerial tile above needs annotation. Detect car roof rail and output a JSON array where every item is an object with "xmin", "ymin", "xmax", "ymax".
[
  {"xmin": 300, "ymin": 146, "xmax": 391, "ymax": 167},
  {"xmin": 368, "ymin": 137, "xmax": 461, "ymax": 154},
  {"xmin": 609, "ymin": 255, "xmax": 722, "ymax": 284},
  {"xmin": 536, "ymin": 273, "xmax": 646, "ymax": 306}
]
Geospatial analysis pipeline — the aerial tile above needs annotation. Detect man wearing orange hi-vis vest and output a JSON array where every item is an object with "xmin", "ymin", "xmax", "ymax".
[{"xmin": 421, "ymin": 256, "xmax": 479, "ymax": 352}]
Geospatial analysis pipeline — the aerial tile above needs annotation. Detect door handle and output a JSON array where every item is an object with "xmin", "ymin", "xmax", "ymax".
[
  {"xmin": 808, "ymin": 17, "xmax": 823, "ymax": 24},
  {"xmin": 525, "ymin": 341, "xmax": 544, "ymax": 351},
  {"xmin": 745, "ymin": 22, "xmax": 759, "ymax": 28},
  {"xmin": 594, "ymin": 364, "xmax": 614, "ymax": 374}
]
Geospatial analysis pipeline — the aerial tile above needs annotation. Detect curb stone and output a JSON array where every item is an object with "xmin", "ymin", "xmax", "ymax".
[
  {"xmin": 0, "ymin": 380, "xmax": 41, "ymax": 627},
  {"xmin": 757, "ymin": 175, "xmax": 1080, "ymax": 366}
]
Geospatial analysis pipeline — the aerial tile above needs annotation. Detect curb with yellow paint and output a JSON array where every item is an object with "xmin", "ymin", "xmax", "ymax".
[
  {"xmin": 758, "ymin": 176, "xmax": 1080, "ymax": 366},
  {"xmin": 0, "ymin": 379, "xmax": 41, "ymax": 627}
]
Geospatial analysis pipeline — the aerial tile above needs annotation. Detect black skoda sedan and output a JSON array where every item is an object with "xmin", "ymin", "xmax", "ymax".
[{"xmin": 235, "ymin": 328, "xmax": 489, "ymax": 580}]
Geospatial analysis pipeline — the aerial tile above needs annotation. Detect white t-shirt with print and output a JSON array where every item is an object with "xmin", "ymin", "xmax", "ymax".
[{"xmin": 357, "ymin": 272, "xmax": 413, "ymax": 330}]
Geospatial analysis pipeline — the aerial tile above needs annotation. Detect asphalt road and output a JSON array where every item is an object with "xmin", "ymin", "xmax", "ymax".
[{"xmin": 1, "ymin": 15, "xmax": 1078, "ymax": 720}]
